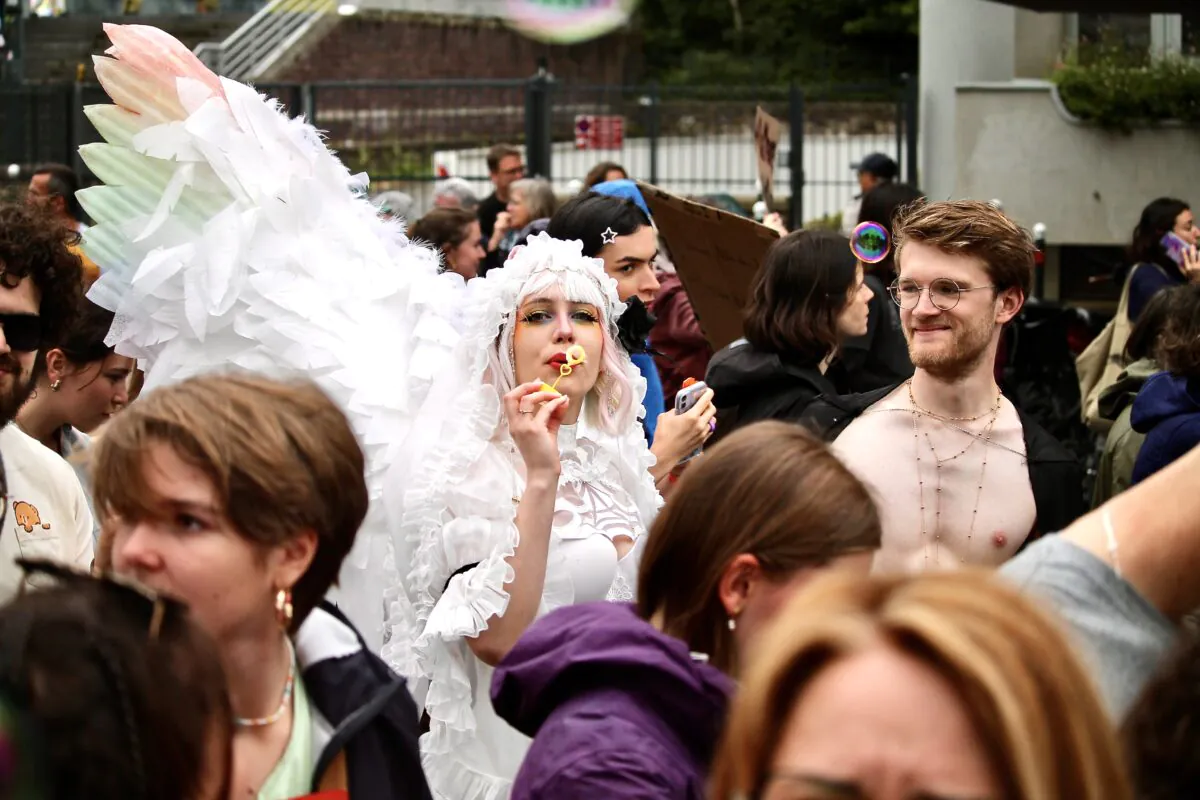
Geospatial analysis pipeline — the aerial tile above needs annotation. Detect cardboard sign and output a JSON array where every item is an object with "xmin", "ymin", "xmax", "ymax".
[
  {"xmin": 753, "ymin": 106, "xmax": 782, "ymax": 211},
  {"xmin": 639, "ymin": 183, "xmax": 780, "ymax": 351}
]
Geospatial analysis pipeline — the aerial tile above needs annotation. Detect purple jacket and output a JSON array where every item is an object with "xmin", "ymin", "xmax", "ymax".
[{"xmin": 491, "ymin": 602, "xmax": 733, "ymax": 799}]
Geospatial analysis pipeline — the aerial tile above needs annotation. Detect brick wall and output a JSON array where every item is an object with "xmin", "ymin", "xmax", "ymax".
[{"xmin": 275, "ymin": 12, "xmax": 641, "ymax": 84}]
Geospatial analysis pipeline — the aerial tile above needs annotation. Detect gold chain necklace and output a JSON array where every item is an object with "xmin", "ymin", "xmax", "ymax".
[{"xmin": 908, "ymin": 381, "xmax": 1002, "ymax": 566}]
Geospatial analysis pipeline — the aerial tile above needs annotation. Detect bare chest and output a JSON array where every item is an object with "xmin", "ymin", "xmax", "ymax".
[{"xmin": 832, "ymin": 402, "xmax": 1037, "ymax": 572}]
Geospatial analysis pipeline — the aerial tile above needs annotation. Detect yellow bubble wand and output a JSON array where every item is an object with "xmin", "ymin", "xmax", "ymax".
[{"xmin": 539, "ymin": 345, "xmax": 587, "ymax": 394}]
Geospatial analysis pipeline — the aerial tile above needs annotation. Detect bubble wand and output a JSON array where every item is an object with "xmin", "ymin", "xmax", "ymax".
[{"xmin": 539, "ymin": 345, "xmax": 587, "ymax": 395}]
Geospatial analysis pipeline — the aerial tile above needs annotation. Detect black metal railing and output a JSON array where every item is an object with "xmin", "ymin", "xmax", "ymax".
[{"xmin": 1, "ymin": 74, "xmax": 918, "ymax": 229}]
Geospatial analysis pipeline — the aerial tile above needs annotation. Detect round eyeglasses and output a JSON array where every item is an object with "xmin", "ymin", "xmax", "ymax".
[{"xmin": 888, "ymin": 278, "xmax": 996, "ymax": 311}]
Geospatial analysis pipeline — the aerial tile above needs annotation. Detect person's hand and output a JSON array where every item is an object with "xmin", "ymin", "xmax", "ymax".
[
  {"xmin": 1183, "ymin": 244, "xmax": 1200, "ymax": 282},
  {"xmin": 490, "ymin": 211, "xmax": 513, "ymax": 251},
  {"xmin": 504, "ymin": 382, "xmax": 569, "ymax": 479},
  {"xmin": 651, "ymin": 388, "xmax": 717, "ymax": 473},
  {"xmin": 762, "ymin": 211, "xmax": 788, "ymax": 236}
]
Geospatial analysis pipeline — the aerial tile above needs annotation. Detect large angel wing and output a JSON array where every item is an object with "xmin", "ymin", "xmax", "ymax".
[{"xmin": 78, "ymin": 23, "xmax": 460, "ymax": 649}]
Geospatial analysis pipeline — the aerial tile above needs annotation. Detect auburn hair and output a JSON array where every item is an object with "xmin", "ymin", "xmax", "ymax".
[{"xmin": 636, "ymin": 421, "xmax": 880, "ymax": 675}]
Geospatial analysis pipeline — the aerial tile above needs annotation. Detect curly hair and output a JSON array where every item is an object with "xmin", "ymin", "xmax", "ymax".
[
  {"xmin": 1153, "ymin": 283, "xmax": 1200, "ymax": 379},
  {"xmin": 0, "ymin": 204, "xmax": 83, "ymax": 351}
]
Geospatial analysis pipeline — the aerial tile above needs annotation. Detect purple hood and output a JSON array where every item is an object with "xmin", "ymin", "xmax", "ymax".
[{"xmin": 492, "ymin": 602, "xmax": 732, "ymax": 799}]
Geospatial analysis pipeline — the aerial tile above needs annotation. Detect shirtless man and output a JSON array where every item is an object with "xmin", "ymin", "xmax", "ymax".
[{"xmin": 806, "ymin": 200, "xmax": 1082, "ymax": 571}]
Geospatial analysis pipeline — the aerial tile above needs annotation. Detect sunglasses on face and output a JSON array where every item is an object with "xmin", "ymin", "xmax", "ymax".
[{"xmin": 0, "ymin": 314, "xmax": 41, "ymax": 353}]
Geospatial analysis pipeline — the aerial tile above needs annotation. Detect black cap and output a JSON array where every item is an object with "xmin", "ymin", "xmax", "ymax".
[{"xmin": 851, "ymin": 153, "xmax": 899, "ymax": 180}]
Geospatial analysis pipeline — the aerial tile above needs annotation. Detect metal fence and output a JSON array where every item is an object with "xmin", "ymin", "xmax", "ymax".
[{"xmin": 1, "ymin": 75, "xmax": 917, "ymax": 229}]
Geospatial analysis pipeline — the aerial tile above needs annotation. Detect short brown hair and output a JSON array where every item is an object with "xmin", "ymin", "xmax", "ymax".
[
  {"xmin": 1154, "ymin": 283, "xmax": 1200, "ymax": 379},
  {"xmin": 92, "ymin": 374, "xmax": 368, "ymax": 631},
  {"xmin": 710, "ymin": 570, "xmax": 1130, "ymax": 800},
  {"xmin": 486, "ymin": 144, "xmax": 521, "ymax": 173},
  {"xmin": 410, "ymin": 207, "xmax": 477, "ymax": 255},
  {"xmin": 742, "ymin": 230, "xmax": 859, "ymax": 366},
  {"xmin": 636, "ymin": 421, "xmax": 880, "ymax": 675},
  {"xmin": 894, "ymin": 199, "xmax": 1035, "ymax": 297}
]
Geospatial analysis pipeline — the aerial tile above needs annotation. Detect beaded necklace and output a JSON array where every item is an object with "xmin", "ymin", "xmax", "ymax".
[
  {"xmin": 908, "ymin": 380, "xmax": 1002, "ymax": 566},
  {"xmin": 234, "ymin": 638, "xmax": 296, "ymax": 728}
]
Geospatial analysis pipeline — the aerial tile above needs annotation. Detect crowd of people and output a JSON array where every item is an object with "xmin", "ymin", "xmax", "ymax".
[{"xmin": 0, "ymin": 21, "xmax": 1199, "ymax": 800}]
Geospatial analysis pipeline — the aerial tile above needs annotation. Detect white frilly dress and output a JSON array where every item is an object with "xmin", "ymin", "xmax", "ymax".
[
  {"xmin": 73, "ymin": 26, "xmax": 663, "ymax": 799},
  {"xmin": 380, "ymin": 240, "xmax": 662, "ymax": 800}
]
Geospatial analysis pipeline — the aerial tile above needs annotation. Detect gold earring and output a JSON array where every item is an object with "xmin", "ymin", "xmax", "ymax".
[{"xmin": 274, "ymin": 588, "xmax": 293, "ymax": 630}]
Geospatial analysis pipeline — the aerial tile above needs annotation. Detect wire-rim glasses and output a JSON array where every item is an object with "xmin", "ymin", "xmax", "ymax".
[{"xmin": 888, "ymin": 278, "xmax": 996, "ymax": 311}]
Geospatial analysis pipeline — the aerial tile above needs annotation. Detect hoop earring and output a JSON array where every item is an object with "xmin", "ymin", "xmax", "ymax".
[{"xmin": 274, "ymin": 588, "xmax": 293, "ymax": 630}]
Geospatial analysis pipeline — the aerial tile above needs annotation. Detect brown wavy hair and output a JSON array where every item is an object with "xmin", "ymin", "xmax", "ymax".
[
  {"xmin": 0, "ymin": 203, "xmax": 83, "ymax": 352},
  {"xmin": 710, "ymin": 570, "xmax": 1131, "ymax": 800},
  {"xmin": 742, "ymin": 230, "xmax": 859, "ymax": 367},
  {"xmin": 1123, "ymin": 630, "xmax": 1200, "ymax": 799},
  {"xmin": 1153, "ymin": 283, "xmax": 1200, "ymax": 379},
  {"xmin": 636, "ymin": 421, "xmax": 880, "ymax": 675},
  {"xmin": 92, "ymin": 373, "xmax": 368, "ymax": 631},
  {"xmin": 894, "ymin": 199, "xmax": 1035, "ymax": 297}
]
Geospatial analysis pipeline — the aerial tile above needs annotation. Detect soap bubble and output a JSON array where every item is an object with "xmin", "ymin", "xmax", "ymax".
[
  {"xmin": 504, "ymin": 0, "xmax": 639, "ymax": 45},
  {"xmin": 850, "ymin": 221, "xmax": 890, "ymax": 264}
]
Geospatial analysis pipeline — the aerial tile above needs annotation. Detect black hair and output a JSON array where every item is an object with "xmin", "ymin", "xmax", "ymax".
[
  {"xmin": 546, "ymin": 193, "xmax": 651, "ymax": 259},
  {"xmin": 0, "ymin": 581, "xmax": 231, "ymax": 799},
  {"xmin": 32, "ymin": 164, "xmax": 85, "ymax": 224},
  {"xmin": 0, "ymin": 204, "xmax": 83, "ymax": 354},
  {"xmin": 858, "ymin": 183, "xmax": 926, "ymax": 281},
  {"xmin": 1125, "ymin": 197, "xmax": 1190, "ymax": 279},
  {"xmin": 55, "ymin": 299, "xmax": 115, "ymax": 365},
  {"xmin": 743, "ymin": 230, "xmax": 859, "ymax": 366}
]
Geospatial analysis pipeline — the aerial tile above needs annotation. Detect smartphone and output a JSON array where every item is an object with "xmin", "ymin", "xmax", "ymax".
[
  {"xmin": 1162, "ymin": 231, "xmax": 1190, "ymax": 268},
  {"xmin": 674, "ymin": 380, "xmax": 708, "ymax": 464}
]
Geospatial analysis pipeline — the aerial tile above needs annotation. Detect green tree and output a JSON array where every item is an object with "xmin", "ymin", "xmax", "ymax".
[{"xmin": 636, "ymin": 0, "xmax": 918, "ymax": 86}]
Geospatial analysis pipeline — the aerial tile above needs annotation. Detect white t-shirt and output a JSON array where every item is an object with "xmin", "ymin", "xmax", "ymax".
[{"xmin": 0, "ymin": 424, "xmax": 94, "ymax": 600}]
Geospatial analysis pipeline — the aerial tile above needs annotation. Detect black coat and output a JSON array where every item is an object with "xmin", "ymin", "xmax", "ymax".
[
  {"xmin": 299, "ymin": 602, "xmax": 433, "ymax": 800},
  {"xmin": 802, "ymin": 383, "xmax": 1086, "ymax": 539},
  {"xmin": 705, "ymin": 340, "xmax": 838, "ymax": 446}
]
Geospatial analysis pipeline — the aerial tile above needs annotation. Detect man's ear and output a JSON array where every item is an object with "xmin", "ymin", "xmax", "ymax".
[{"xmin": 995, "ymin": 287, "xmax": 1024, "ymax": 325}]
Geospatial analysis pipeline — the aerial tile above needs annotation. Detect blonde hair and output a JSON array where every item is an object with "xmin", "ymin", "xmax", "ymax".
[{"xmin": 710, "ymin": 570, "xmax": 1130, "ymax": 800}]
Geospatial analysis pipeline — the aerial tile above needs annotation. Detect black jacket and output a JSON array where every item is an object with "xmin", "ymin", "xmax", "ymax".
[
  {"xmin": 705, "ymin": 340, "xmax": 837, "ymax": 446},
  {"xmin": 298, "ymin": 601, "xmax": 433, "ymax": 799},
  {"xmin": 824, "ymin": 273, "xmax": 914, "ymax": 393},
  {"xmin": 803, "ymin": 383, "xmax": 1085, "ymax": 538}
]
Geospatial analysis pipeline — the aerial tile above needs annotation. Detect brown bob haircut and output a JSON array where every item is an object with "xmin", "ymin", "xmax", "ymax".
[
  {"xmin": 742, "ymin": 230, "xmax": 860, "ymax": 367},
  {"xmin": 91, "ymin": 373, "xmax": 368, "ymax": 632},
  {"xmin": 636, "ymin": 421, "xmax": 881, "ymax": 675},
  {"xmin": 893, "ymin": 199, "xmax": 1035, "ymax": 298},
  {"xmin": 1154, "ymin": 283, "xmax": 1200, "ymax": 380},
  {"xmin": 711, "ymin": 570, "xmax": 1131, "ymax": 800}
]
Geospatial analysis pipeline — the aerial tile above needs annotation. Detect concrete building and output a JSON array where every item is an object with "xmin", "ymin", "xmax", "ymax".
[{"xmin": 920, "ymin": 0, "xmax": 1198, "ymax": 264}]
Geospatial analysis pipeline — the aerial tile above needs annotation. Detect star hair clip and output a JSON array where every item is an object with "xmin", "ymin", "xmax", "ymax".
[
  {"xmin": 600, "ymin": 227, "xmax": 618, "ymax": 245},
  {"xmin": 539, "ymin": 345, "xmax": 587, "ymax": 395}
]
